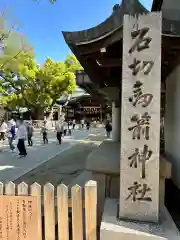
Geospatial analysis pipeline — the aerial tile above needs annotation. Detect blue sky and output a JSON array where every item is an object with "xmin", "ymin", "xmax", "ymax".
[{"xmin": 0, "ymin": 0, "xmax": 153, "ymax": 64}]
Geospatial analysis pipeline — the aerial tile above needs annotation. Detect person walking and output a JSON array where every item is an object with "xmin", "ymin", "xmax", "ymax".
[
  {"xmin": 27, "ymin": 122, "xmax": 34, "ymax": 146},
  {"xmin": 68, "ymin": 122, "xmax": 72, "ymax": 136},
  {"xmin": 17, "ymin": 119, "xmax": 27, "ymax": 157},
  {"xmin": 86, "ymin": 120, "xmax": 90, "ymax": 130},
  {"xmin": 8, "ymin": 122, "xmax": 16, "ymax": 153},
  {"xmin": 72, "ymin": 119, "xmax": 76, "ymax": 129},
  {"xmin": 63, "ymin": 121, "xmax": 68, "ymax": 136},
  {"xmin": 81, "ymin": 119, "xmax": 85, "ymax": 129},
  {"xmin": 0, "ymin": 119, "xmax": 8, "ymax": 142},
  {"xmin": 56, "ymin": 122, "xmax": 63, "ymax": 144},
  {"xmin": 9, "ymin": 118, "xmax": 16, "ymax": 127},
  {"xmin": 41, "ymin": 121, "xmax": 48, "ymax": 144},
  {"xmin": 105, "ymin": 121, "xmax": 112, "ymax": 138}
]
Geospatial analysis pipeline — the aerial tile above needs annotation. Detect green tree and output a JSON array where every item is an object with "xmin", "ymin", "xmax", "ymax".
[
  {"xmin": 0, "ymin": 10, "xmax": 31, "ymax": 73},
  {"xmin": 0, "ymin": 53, "xmax": 81, "ymax": 119},
  {"xmin": 65, "ymin": 54, "xmax": 83, "ymax": 72},
  {"xmin": 0, "ymin": 11, "xmax": 82, "ymax": 119}
]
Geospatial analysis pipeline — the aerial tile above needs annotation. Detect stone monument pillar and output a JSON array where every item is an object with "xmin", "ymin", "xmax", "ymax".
[{"xmin": 120, "ymin": 13, "xmax": 161, "ymax": 222}]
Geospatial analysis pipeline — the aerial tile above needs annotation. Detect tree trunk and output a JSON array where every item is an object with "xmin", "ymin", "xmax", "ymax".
[{"xmin": 0, "ymin": 108, "xmax": 6, "ymax": 123}]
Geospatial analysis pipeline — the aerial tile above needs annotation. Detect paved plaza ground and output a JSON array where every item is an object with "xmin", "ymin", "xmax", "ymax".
[{"xmin": 0, "ymin": 127, "xmax": 106, "ymax": 183}]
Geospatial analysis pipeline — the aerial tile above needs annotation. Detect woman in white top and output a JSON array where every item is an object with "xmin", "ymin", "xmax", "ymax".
[
  {"xmin": 68, "ymin": 122, "xmax": 72, "ymax": 136},
  {"xmin": 72, "ymin": 119, "xmax": 76, "ymax": 129},
  {"xmin": 17, "ymin": 119, "xmax": 27, "ymax": 157},
  {"xmin": 0, "ymin": 119, "xmax": 8, "ymax": 142}
]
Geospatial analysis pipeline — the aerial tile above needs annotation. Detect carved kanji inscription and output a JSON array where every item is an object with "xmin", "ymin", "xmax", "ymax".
[
  {"xmin": 129, "ymin": 81, "xmax": 153, "ymax": 107},
  {"xmin": 129, "ymin": 58, "xmax": 154, "ymax": 76},
  {"xmin": 129, "ymin": 27, "xmax": 152, "ymax": 54},
  {"xmin": 126, "ymin": 182, "xmax": 152, "ymax": 202},
  {"xmin": 128, "ymin": 145, "xmax": 153, "ymax": 179},
  {"xmin": 128, "ymin": 112, "xmax": 151, "ymax": 140}
]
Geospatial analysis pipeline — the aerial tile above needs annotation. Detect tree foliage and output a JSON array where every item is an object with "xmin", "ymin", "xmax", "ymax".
[
  {"xmin": 0, "ymin": 10, "xmax": 33, "ymax": 109},
  {"xmin": 65, "ymin": 54, "xmax": 83, "ymax": 72},
  {"xmin": 0, "ymin": 10, "xmax": 31, "ymax": 61},
  {"xmin": 0, "ymin": 52, "xmax": 82, "ymax": 115},
  {"xmin": 0, "ymin": 11, "xmax": 83, "ymax": 117}
]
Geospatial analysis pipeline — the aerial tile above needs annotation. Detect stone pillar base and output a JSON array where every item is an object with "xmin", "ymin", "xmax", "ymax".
[{"xmin": 100, "ymin": 199, "xmax": 180, "ymax": 240}]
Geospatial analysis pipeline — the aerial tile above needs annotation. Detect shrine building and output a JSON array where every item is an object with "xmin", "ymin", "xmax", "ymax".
[
  {"xmin": 62, "ymin": 0, "xmax": 180, "ymax": 238},
  {"xmin": 56, "ymin": 73, "xmax": 110, "ymax": 121}
]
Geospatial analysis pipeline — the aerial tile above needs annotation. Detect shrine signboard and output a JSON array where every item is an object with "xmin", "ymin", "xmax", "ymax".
[
  {"xmin": 0, "ymin": 195, "xmax": 40, "ymax": 240},
  {"xmin": 83, "ymin": 107, "xmax": 100, "ymax": 114},
  {"xmin": 120, "ymin": 13, "xmax": 161, "ymax": 222}
]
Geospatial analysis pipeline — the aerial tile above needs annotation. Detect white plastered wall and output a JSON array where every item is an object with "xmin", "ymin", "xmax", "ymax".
[{"xmin": 165, "ymin": 64, "xmax": 180, "ymax": 189}]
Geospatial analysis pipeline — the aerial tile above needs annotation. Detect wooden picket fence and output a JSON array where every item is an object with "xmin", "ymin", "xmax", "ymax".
[{"xmin": 0, "ymin": 180, "xmax": 97, "ymax": 240}]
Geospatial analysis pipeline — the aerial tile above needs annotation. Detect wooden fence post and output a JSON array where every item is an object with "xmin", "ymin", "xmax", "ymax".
[
  {"xmin": 31, "ymin": 183, "xmax": 42, "ymax": 240},
  {"xmin": 71, "ymin": 184, "xmax": 83, "ymax": 240},
  {"xmin": 44, "ymin": 183, "xmax": 55, "ymax": 240},
  {"xmin": 85, "ymin": 180, "xmax": 97, "ymax": 240},
  {"xmin": 57, "ymin": 184, "xmax": 69, "ymax": 240},
  {"xmin": 18, "ymin": 182, "xmax": 28, "ymax": 195},
  {"xmin": 5, "ymin": 182, "xmax": 15, "ymax": 195},
  {"xmin": 0, "ymin": 182, "xmax": 3, "ymax": 195}
]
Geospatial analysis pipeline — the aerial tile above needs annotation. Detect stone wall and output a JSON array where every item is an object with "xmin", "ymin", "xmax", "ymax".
[{"xmin": 165, "ymin": 64, "xmax": 180, "ymax": 189}]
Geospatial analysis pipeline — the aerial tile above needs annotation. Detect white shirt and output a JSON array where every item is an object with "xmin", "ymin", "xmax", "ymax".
[
  {"xmin": 56, "ymin": 123, "xmax": 63, "ymax": 132},
  {"xmin": 63, "ymin": 123, "xmax": 68, "ymax": 130},
  {"xmin": 0, "ymin": 122, "xmax": 8, "ymax": 132},
  {"xmin": 8, "ymin": 125, "xmax": 13, "ymax": 138},
  {"xmin": 9, "ymin": 120, "xmax": 16, "ymax": 127},
  {"xmin": 81, "ymin": 119, "xmax": 84, "ymax": 124},
  {"xmin": 73, "ymin": 120, "xmax": 75, "ymax": 124},
  {"xmin": 17, "ymin": 125, "xmax": 27, "ymax": 140}
]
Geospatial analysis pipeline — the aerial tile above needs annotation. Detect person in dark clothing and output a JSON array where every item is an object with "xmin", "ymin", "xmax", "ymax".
[
  {"xmin": 57, "ymin": 131, "xmax": 62, "ymax": 144},
  {"xmin": 17, "ymin": 139, "xmax": 27, "ymax": 157},
  {"xmin": 64, "ymin": 129, "xmax": 67, "ymax": 136},
  {"xmin": 105, "ymin": 121, "xmax": 112, "ymax": 138},
  {"xmin": 27, "ymin": 122, "xmax": 34, "ymax": 146},
  {"xmin": 86, "ymin": 121, "xmax": 90, "ymax": 130}
]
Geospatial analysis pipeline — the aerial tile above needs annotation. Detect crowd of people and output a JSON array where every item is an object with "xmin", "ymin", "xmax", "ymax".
[{"xmin": 0, "ymin": 117, "xmax": 112, "ymax": 157}]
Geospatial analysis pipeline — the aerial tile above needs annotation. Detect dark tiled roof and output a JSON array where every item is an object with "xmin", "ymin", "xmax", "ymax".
[
  {"xmin": 62, "ymin": 0, "xmax": 148, "ymax": 45},
  {"xmin": 151, "ymin": 0, "xmax": 163, "ymax": 11}
]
